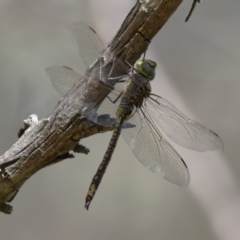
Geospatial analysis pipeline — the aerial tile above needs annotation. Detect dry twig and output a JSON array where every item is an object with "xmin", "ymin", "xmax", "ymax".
[{"xmin": 185, "ymin": 0, "xmax": 202, "ymax": 22}]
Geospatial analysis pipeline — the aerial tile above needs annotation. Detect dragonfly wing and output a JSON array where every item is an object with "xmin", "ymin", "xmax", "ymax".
[
  {"xmin": 121, "ymin": 109, "xmax": 190, "ymax": 187},
  {"xmin": 47, "ymin": 23, "xmax": 130, "ymax": 126},
  {"xmin": 91, "ymin": 80, "xmax": 128, "ymax": 126},
  {"xmin": 147, "ymin": 95, "xmax": 223, "ymax": 152},
  {"xmin": 71, "ymin": 22, "xmax": 106, "ymax": 68},
  {"xmin": 47, "ymin": 65, "xmax": 127, "ymax": 126},
  {"xmin": 46, "ymin": 66, "xmax": 84, "ymax": 97}
]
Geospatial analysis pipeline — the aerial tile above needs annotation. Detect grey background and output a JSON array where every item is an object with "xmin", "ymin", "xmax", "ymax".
[{"xmin": 0, "ymin": 0, "xmax": 239, "ymax": 240}]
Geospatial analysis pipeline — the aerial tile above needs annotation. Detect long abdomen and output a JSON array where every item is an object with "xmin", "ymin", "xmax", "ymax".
[{"xmin": 85, "ymin": 124, "xmax": 122, "ymax": 210}]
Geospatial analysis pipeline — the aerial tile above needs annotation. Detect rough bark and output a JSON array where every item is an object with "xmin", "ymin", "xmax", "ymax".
[{"xmin": 0, "ymin": 0, "xmax": 184, "ymax": 214}]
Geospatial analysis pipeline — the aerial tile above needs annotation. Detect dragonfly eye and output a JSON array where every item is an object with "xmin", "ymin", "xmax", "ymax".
[{"xmin": 136, "ymin": 59, "xmax": 156, "ymax": 80}]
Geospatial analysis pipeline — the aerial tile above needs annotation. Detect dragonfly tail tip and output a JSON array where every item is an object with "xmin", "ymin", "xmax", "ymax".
[{"xmin": 85, "ymin": 201, "xmax": 91, "ymax": 210}]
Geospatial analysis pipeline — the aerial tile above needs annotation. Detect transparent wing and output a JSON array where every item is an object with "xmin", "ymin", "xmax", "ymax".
[
  {"xmin": 47, "ymin": 22, "xmax": 107, "ymax": 96},
  {"xmin": 147, "ymin": 95, "xmax": 223, "ymax": 152},
  {"xmin": 122, "ymin": 108, "xmax": 190, "ymax": 187},
  {"xmin": 46, "ymin": 65, "xmax": 129, "ymax": 126},
  {"xmin": 46, "ymin": 66, "xmax": 84, "ymax": 96},
  {"xmin": 71, "ymin": 22, "xmax": 106, "ymax": 68}
]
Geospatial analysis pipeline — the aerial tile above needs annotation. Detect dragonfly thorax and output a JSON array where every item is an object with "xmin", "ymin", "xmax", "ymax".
[
  {"xmin": 115, "ymin": 73, "xmax": 151, "ymax": 124},
  {"xmin": 131, "ymin": 74, "xmax": 151, "ymax": 107}
]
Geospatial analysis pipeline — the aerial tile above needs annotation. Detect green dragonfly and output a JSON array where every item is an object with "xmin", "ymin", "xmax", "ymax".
[{"xmin": 47, "ymin": 23, "xmax": 223, "ymax": 209}]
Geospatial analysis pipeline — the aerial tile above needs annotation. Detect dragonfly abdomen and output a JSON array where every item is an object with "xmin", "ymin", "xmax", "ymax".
[{"xmin": 85, "ymin": 124, "xmax": 122, "ymax": 210}]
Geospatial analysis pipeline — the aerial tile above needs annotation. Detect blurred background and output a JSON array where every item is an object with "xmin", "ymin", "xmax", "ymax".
[{"xmin": 0, "ymin": 0, "xmax": 239, "ymax": 239}]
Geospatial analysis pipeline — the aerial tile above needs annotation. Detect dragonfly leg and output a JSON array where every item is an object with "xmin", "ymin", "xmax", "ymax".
[
  {"xmin": 108, "ymin": 57, "xmax": 116, "ymax": 78},
  {"xmin": 99, "ymin": 56, "xmax": 103, "ymax": 80},
  {"xmin": 107, "ymin": 91, "xmax": 123, "ymax": 104},
  {"xmin": 108, "ymin": 56, "xmax": 130, "ymax": 81},
  {"xmin": 108, "ymin": 76, "xmax": 128, "ymax": 85},
  {"xmin": 124, "ymin": 59, "xmax": 142, "ymax": 76}
]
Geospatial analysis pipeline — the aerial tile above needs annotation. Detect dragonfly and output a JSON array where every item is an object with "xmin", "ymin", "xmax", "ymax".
[{"xmin": 47, "ymin": 22, "xmax": 223, "ymax": 210}]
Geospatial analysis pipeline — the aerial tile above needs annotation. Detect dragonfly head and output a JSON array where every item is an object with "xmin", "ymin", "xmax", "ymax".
[{"xmin": 136, "ymin": 59, "xmax": 157, "ymax": 81}]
